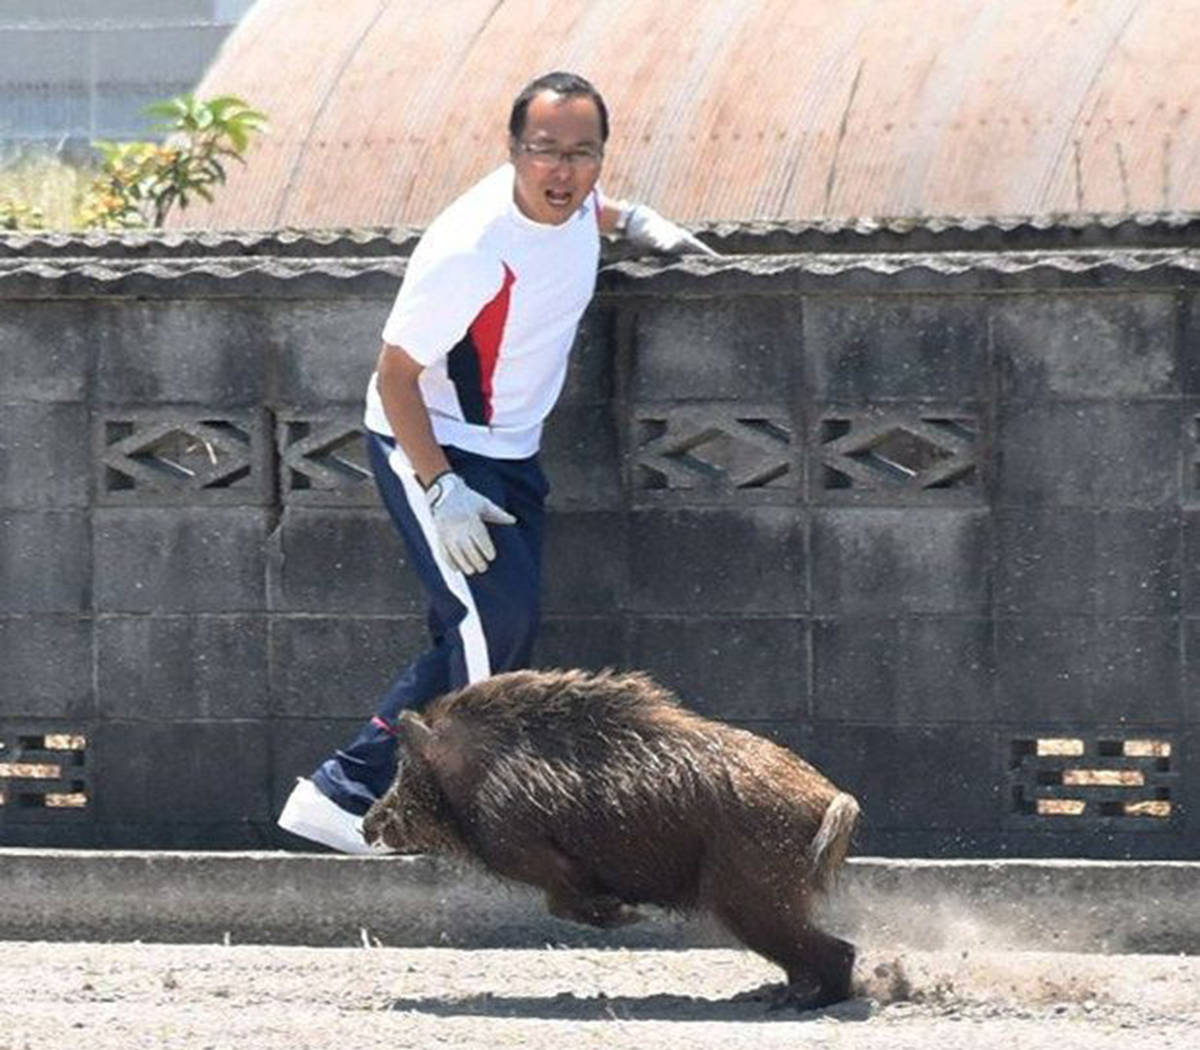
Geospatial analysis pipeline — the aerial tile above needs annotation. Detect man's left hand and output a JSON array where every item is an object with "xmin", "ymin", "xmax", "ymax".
[{"xmin": 623, "ymin": 203, "xmax": 719, "ymax": 256}]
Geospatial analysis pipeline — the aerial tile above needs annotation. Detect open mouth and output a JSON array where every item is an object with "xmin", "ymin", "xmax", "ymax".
[{"xmin": 545, "ymin": 188, "xmax": 574, "ymax": 209}]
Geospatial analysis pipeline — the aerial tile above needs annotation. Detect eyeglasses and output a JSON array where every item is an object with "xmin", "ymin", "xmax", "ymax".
[{"xmin": 516, "ymin": 142, "xmax": 604, "ymax": 168}]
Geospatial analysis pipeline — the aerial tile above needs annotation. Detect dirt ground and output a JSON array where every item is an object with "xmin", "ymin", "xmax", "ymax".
[{"xmin": 0, "ymin": 941, "xmax": 1197, "ymax": 1050}]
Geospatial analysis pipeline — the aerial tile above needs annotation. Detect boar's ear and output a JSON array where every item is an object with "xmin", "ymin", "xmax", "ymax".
[{"xmin": 396, "ymin": 710, "xmax": 434, "ymax": 760}]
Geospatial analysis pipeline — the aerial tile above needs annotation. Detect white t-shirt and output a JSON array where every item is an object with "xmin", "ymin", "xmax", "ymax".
[{"xmin": 365, "ymin": 163, "xmax": 601, "ymax": 459}]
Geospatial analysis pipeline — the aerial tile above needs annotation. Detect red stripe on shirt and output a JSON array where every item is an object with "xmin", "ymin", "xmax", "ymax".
[{"xmin": 468, "ymin": 263, "xmax": 516, "ymax": 424}]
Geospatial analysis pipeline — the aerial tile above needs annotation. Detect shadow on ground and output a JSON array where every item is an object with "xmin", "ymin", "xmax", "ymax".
[{"xmin": 386, "ymin": 986, "xmax": 876, "ymax": 1022}]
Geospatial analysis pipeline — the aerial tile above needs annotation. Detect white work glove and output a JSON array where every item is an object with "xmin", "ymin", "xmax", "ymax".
[
  {"xmin": 424, "ymin": 472, "xmax": 516, "ymax": 576},
  {"xmin": 622, "ymin": 202, "xmax": 719, "ymax": 256}
]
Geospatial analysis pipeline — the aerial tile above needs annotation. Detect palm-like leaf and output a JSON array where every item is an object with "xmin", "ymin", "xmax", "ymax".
[{"xmin": 85, "ymin": 92, "xmax": 267, "ymax": 227}]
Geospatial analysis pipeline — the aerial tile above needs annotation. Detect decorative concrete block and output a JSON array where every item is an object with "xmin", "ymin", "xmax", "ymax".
[
  {"xmin": 277, "ymin": 410, "xmax": 376, "ymax": 507},
  {"xmin": 811, "ymin": 406, "xmax": 983, "ymax": 502},
  {"xmin": 630, "ymin": 402, "xmax": 796, "ymax": 502},
  {"xmin": 97, "ymin": 615, "xmax": 269, "ymax": 720},
  {"xmin": 6, "ymin": 233, "xmax": 1200, "ymax": 854},
  {"xmin": 1004, "ymin": 725, "xmax": 1182, "ymax": 838},
  {"xmin": 0, "ymin": 720, "xmax": 92, "ymax": 838},
  {"xmin": 95, "ymin": 408, "xmax": 273, "ymax": 506},
  {"xmin": 0, "ymin": 820, "xmax": 98, "ymax": 851}
]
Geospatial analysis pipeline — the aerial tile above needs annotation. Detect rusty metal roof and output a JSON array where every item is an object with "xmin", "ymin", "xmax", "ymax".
[{"xmin": 172, "ymin": 0, "xmax": 1200, "ymax": 229}]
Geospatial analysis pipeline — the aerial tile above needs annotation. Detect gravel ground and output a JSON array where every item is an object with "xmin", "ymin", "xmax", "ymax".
[{"xmin": 1, "ymin": 941, "xmax": 1197, "ymax": 1049}]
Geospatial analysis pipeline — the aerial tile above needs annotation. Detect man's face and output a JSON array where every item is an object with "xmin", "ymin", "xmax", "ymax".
[{"xmin": 510, "ymin": 90, "xmax": 604, "ymax": 225}]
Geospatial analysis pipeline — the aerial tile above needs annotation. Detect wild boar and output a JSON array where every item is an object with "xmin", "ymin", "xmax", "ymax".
[{"xmin": 363, "ymin": 667, "xmax": 860, "ymax": 1007}]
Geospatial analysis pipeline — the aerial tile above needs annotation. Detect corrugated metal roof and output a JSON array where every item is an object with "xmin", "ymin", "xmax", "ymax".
[{"xmin": 172, "ymin": 0, "xmax": 1200, "ymax": 229}]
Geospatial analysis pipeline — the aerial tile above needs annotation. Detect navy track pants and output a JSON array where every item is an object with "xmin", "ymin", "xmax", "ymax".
[{"xmin": 310, "ymin": 431, "xmax": 549, "ymax": 815}]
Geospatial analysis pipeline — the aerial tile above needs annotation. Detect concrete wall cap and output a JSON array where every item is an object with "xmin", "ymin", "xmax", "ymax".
[{"xmin": 3, "ymin": 246, "xmax": 1200, "ymax": 290}]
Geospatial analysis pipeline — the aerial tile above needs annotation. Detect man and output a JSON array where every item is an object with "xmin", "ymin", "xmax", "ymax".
[{"xmin": 278, "ymin": 70, "xmax": 716, "ymax": 853}]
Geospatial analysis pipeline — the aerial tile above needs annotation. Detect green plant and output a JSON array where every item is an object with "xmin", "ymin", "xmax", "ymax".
[
  {"xmin": 0, "ymin": 148, "xmax": 90, "ymax": 230},
  {"xmin": 83, "ymin": 94, "xmax": 266, "ymax": 228},
  {"xmin": 0, "ymin": 197, "xmax": 45, "ymax": 230}
]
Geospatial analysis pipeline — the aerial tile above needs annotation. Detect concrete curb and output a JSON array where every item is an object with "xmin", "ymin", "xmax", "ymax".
[{"xmin": 2, "ymin": 849, "xmax": 1197, "ymax": 954}]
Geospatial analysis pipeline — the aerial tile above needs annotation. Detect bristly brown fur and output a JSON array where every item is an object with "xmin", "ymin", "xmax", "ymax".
[{"xmin": 363, "ymin": 668, "xmax": 861, "ymax": 1007}]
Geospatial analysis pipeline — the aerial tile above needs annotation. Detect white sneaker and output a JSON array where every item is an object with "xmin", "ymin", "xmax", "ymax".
[{"xmin": 277, "ymin": 777, "xmax": 383, "ymax": 855}]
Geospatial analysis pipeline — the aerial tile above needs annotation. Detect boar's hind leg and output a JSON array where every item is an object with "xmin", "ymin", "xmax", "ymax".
[
  {"xmin": 786, "ymin": 926, "xmax": 855, "ymax": 1009},
  {"xmin": 545, "ymin": 888, "xmax": 645, "ymax": 929},
  {"xmin": 710, "ymin": 886, "xmax": 854, "ymax": 1008}
]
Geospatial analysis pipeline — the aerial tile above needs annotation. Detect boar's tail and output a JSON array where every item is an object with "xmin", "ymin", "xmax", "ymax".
[{"xmin": 807, "ymin": 792, "xmax": 860, "ymax": 893}]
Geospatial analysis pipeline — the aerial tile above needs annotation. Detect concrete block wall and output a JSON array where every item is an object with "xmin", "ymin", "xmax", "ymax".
[{"xmin": 0, "ymin": 226, "xmax": 1197, "ymax": 858}]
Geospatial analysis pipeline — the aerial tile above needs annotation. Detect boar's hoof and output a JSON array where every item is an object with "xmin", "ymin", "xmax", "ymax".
[
  {"xmin": 546, "ymin": 891, "xmax": 647, "ymax": 929},
  {"xmin": 733, "ymin": 979, "xmax": 847, "ymax": 1013},
  {"xmin": 780, "ymin": 981, "xmax": 853, "ymax": 1012}
]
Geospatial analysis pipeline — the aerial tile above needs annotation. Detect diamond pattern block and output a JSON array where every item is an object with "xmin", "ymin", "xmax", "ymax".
[
  {"xmin": 279, "ymin": 418, "xmax": 373, "ymax": 504},
  {"xmin": 100, "ymin": 413, "xmax": 267, "ymax": 503},
  {"xmin": 820, "ymin": 414, "xmax": 977, "ymax": 490},
  {"xmin": 634, "ymin": 405, "xmax": 792, "ymax": 491}
]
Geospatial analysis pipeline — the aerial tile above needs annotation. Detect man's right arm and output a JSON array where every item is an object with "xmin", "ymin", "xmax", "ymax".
[
  {"xmin": 375, "ymin": 341, "xmax": 451, "ymax": 487},
  {"xmin": 375, "ymin": 341, "xmax": 515, "ymax": 575}
]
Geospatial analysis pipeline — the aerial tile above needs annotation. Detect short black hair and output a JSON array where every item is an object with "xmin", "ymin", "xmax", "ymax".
[{"xmin": 508, "ymin": 71, "xmax": 609, "ymax": 143}]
